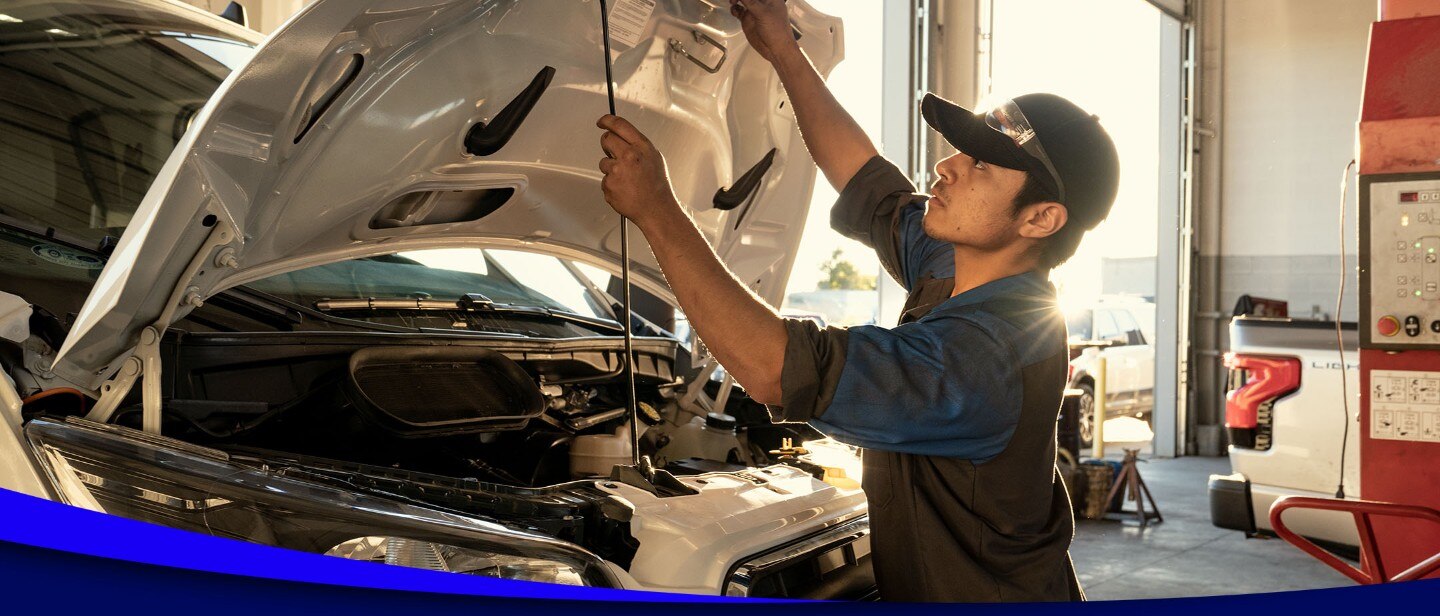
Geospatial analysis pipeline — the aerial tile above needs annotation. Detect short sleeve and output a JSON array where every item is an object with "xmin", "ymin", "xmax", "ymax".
[
  {"xmin": 810, "ymin": 315, "xmax": 1023, "ymax": 461},
  {"xmin": 767, "ymin": 318, "xmax": 850, "ymax": 423},
  {"xmin": 767, "ymin": 310, "xmax": 1024, "ymax": 461},
  {"xmin": 829, "ymin": 156, "xmax": 953, "ymax": 290}
]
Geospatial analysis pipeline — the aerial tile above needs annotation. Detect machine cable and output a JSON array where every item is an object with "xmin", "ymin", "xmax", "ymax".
[{"xmin": 1334, "ymin": 158, "xmax": 1355, "ymax": 500}]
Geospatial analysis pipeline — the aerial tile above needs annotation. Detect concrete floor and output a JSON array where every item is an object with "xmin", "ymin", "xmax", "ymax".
[{"xmin": 1069, "ymin": 455, "xmax": 1355, "ymax": 600}]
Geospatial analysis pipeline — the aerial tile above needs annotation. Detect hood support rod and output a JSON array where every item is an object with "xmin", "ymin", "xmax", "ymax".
[{"xmin": 599, "ymin": 0, "xmax": 642, "ymax": 469}]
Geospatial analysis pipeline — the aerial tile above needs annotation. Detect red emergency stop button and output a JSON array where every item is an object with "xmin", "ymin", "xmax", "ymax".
[{"xmin": 1377, "ymin": 315, "xmax": 1401, "ymax": 337}]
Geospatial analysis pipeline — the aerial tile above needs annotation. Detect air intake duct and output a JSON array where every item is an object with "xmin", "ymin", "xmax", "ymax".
[{"xmin": 345, "ymin": 346, "xmax": 544, "ymax": 437}]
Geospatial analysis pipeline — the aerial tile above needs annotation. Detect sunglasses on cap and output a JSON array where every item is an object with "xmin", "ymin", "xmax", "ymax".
[{"xmin": 983, "ymin": 99, "xmax": 1066, "ymax": 203}]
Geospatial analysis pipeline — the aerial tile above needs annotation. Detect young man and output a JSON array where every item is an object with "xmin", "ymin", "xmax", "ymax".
[{"xmin": 595, "ymin": 0, "xmax": 1118, "ymax": 602}]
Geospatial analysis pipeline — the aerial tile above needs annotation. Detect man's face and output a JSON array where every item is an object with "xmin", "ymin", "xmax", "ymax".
[{"xmin": 922, "ymin": 150, "xmax": 1031, "ymax": 250}]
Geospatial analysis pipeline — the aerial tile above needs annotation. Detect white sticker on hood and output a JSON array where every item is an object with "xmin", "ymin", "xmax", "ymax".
[
  {"xmin": 32, "ymin": 244, "xmax": 105, "ymax": 270},
  {"xmin": 608, "ymin": 0, "xmax": 656, "ymax": 49}
]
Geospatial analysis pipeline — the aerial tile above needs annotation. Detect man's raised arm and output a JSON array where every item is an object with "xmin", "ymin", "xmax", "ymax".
[{"xmin": 731, "ymin": 0, "xmax": 877, "ymax": 191}]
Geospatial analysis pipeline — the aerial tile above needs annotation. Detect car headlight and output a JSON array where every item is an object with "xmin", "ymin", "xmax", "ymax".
[
  {"xmin": 327, "ymin": 536, "xmax": 588, "ymax": 585},
  {"xmin": 25, "ymin": 416, "xmax": 617, "ymax": 587}
]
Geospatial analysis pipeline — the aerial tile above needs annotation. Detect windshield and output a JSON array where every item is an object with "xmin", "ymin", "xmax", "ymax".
[
  {"xmin": 1065, "ymin": 310, "xmax": 1092, "ymax": 341},
  {"xmin": 246, "ymin": 248, "xmax": 622, "ymax": 335},
  {"xmin": 0, "ymin": 1, "xmax": 254, "ymax": 247}
]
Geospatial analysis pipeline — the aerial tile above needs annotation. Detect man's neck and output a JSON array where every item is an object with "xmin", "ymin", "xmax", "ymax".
[{"xmin": 950, "ymin": 244, "xmax": 1044, "ymax": 297}]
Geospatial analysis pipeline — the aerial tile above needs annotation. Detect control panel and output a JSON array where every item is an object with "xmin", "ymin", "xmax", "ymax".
[{"xmin": 1362, "ymin": 174, "xmax": 1440, "ymax": 349}]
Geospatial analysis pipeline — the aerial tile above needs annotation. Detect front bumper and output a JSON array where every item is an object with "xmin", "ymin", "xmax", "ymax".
[
  {"xmin": 1208, "ymin": 472, "xmax": 1257, "ymax": 534},
  {"xmin": 603, "ymin": 464, "xmax": 870, "ymax": 596},
  {"xmin": 724, "ymin": 515, "xmax": 874, "ymax": 599}
]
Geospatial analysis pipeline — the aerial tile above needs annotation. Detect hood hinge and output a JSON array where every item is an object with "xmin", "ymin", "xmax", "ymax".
[{"xmin": 84, "ymin": 217, "xmax": 239, "ymax": 433}]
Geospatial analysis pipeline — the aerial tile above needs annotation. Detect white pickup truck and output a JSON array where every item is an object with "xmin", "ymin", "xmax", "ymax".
[{"xmin": 1209, "ymin": 317, "xmax": 1361, "ymax": 549}]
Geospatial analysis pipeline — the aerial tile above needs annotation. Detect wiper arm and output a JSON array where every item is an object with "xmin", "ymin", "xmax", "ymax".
[
  {"xmin": 313, "ymin": 294, "xmax": 625, "ymax": 333},
  {"xmin": 314, "ymin": 297, "xmax": 476, "ymax": 311},
  {"xmin": 457, "ymin": 294, "xmax": 626, "ymax": 333},
  {"xmin": 492, "ymin": 305, "xmax": 625, "ymax": 333}
]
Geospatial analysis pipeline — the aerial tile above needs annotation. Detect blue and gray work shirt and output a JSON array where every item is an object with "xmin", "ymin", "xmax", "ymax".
[{"xmin": 769, "ymin": 156, "xmax": 1081, "ymax": 602}]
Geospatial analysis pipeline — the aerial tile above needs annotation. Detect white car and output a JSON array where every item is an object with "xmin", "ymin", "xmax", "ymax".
[
  {"xmin": 0, "ymin": 0, "xmax": 875, "ymax": 598},
  {"xmin": 1065, "ymin": 299, "xmax": 1156, "ymax": 446}
]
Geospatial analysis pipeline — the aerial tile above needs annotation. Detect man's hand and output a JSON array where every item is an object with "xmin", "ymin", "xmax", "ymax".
[
  {"xmin": 729, "ymin": 0, "xmax": 797, "ymax": 65},
  {"xmin": 597, "ymin": 114, "xmax": 681, "ymax": 226},
  {"xmin": 593, "ymin": 115, "xmax": 788, "ymax": 406}
]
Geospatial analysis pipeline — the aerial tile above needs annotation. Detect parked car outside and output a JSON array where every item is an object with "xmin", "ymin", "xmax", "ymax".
[
  {"xmin": 0, "ymin": 0, "xmax": 876, "ymax": 598},
  {"xmin": 1065, "ymin": 298, "xmax": 1156, "ymax": 447},
  {"xmin": 783, "ymin": 289, "xmax": 878, "ymax": 327}
]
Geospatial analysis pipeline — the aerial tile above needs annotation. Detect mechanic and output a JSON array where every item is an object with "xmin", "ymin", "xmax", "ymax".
[{"xmin": 595, "ymin": 0, "xmax": 1118, "ymax": 602}]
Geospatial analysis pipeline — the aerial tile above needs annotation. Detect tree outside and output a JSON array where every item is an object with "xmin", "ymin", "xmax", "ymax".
[{"xmin": 817, "ymin": 249, "xmax": 876, "ymax": 291}]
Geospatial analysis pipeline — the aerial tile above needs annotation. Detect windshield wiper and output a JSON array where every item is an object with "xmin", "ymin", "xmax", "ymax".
[{"xmin": 313, "ymin": 293, "xmax": 625, "ymax": 334}]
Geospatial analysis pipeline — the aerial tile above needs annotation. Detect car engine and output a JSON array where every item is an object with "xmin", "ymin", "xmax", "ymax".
[{"xmin": 2, "ymin": 292, "xmax": 832, "ymax": 560}]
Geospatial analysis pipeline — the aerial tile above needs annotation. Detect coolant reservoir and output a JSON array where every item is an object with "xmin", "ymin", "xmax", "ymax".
[
  {"xmin": 661, "ymin": 413, "xmax": 742, "ymax": 464},
  {"xmin": 570, "ymin": 423, "xmax": 632, "ymax": 478}
]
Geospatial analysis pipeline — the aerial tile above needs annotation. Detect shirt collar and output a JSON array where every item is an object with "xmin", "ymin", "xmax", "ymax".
[{"xmin": 932, "ymin": 270, "xmax": 1054, "ymax": 311}]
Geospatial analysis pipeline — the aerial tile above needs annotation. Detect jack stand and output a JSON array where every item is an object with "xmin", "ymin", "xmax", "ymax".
[{"xmin": 1104, "ymin": 448, "xmax": 1163, "ymax": 528}]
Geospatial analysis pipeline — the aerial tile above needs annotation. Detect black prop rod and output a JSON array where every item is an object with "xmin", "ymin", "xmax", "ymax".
[{"xmin": 598, "ymin": 0, "xmax": 642, "ymax": 468}]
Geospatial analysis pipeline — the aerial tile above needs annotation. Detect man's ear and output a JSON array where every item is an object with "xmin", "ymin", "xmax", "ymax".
[{"xmin": 1018, "ymin": 202, "xmax": 1068, "ymax": 240}]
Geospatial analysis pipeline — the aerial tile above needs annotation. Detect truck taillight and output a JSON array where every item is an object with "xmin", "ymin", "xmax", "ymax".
[{"xmin": 1222, "ymin": 353, "xmax": 1301, "ymax": 450}]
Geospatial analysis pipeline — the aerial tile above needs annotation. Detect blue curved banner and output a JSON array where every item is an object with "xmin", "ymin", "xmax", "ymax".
[
  {"xmin": 0, "ymin": 487, "xmax": 691, "ymax": 603},
  {"xmin": 0, "ymin": 487, "xmax": 1436, "ymax": 613}
]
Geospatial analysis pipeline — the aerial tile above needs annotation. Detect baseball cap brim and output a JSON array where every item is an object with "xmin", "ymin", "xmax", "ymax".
[{"xmin": 921, "ymin": 93, "xmax": 1040, "ymax": 177}]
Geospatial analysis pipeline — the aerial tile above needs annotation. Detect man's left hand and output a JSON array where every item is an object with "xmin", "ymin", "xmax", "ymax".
[{"xmin": 597, "ymin": 114, "xmax": 680, "ymax": 225}]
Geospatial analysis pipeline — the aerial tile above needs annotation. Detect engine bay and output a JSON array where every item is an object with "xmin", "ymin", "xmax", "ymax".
[
  {"xmin": 0, "ymin": 226, "xmax": 862, "ymax": 594},
  {"xmin": 12, "ymin": 325, "xmax": 821, "ymax": 475}
]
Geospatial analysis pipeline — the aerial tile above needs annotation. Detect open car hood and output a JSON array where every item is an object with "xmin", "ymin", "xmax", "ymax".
[{"xmin": 53, "ymin": 0, "xmax": 841, "ymax": 389}]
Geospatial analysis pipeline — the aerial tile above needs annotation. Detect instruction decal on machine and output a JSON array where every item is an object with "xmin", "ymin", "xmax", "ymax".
[
  {"xmin": 608, "ymin": 0, "xmax": 656, "ymax": 49},
  {"xmin": 1371, "ymin": 370, "xmax": 1440, "ymax": 443}
]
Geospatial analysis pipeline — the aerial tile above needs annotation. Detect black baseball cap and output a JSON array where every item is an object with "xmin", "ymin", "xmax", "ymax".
[{"xmin": 921, "ymin": 92, "xmax": 1120, "ymax": 231}]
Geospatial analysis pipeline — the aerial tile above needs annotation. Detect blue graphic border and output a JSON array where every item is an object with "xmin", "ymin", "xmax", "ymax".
[{"xmin": 1, "ymin": 487, "xmax": 1436, "ymax": 612}]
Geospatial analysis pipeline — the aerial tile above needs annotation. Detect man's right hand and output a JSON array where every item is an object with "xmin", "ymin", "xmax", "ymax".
[{"xmin": 730, "ymin": 0, "xmax": 797, "ymax": 64}]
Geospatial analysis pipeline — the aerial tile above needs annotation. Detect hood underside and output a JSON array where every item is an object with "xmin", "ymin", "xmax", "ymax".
[{"xmin": 52, "ymin": 0, "xmax": 842, "ymax": 389}]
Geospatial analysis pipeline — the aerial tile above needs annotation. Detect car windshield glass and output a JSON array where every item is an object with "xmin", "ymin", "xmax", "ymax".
[
  {"xmin": 1111, "ymin": 308, "xmax": 1145, "ymax": 345},
  {"xmin": 246, "ymin": 247, "xmax": 615, "ymax": 324},
  {"xmin": 1065, "ymin": 310, "xmax": 1092, "ymax": 341},
  {"xmin": 0, "ymin": 1, "xmax": 254, "ymax": 247},
  {"xmin": 1094, "ymin": 310, "xmax": 1123, "ymax": 342}
]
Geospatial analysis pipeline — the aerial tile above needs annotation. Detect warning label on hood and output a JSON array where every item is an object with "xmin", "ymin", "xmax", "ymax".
[{"xmin": 608, "ymin": 0, "xmax": 656, "ymax": 49}]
